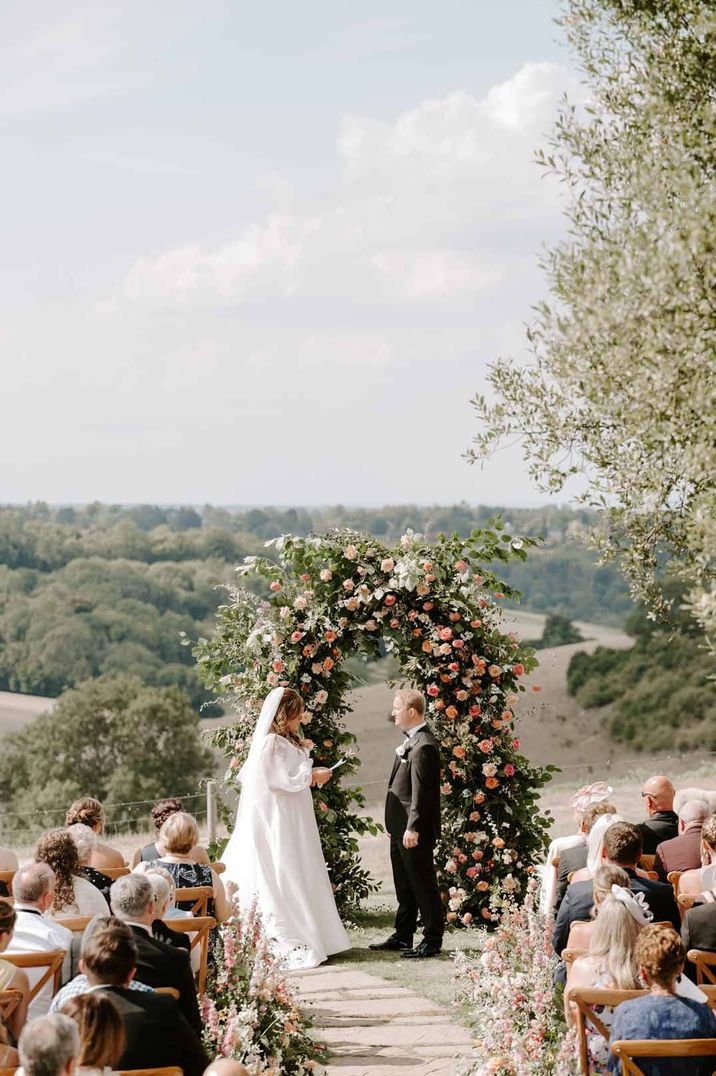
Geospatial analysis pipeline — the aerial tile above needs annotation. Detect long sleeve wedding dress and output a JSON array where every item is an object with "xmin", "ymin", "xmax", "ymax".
[{"xmin": 223, "ymin": 726, "xmax": 349, "ymax": 969}]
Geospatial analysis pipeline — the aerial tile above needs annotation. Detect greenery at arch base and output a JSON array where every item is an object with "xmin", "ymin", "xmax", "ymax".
[{"xmin": 196, "ymin": 525, "xmax": 554, "ymax": 923}]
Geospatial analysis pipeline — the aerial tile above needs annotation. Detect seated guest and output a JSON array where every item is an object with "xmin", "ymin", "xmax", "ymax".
[
  {"xmin": 70, "ymin": 920, "xmax": 207, "ymax": 1076},
  {"xmin": 654, "ymin": 799, "xmax": 709, "ymax": 882},
  {"xmin": 204, "ymin": 1061, "xmax": 250, "ymax": 1076},
  {"xmin": 66, "ymin": 825, "xmax": 113, "ymax": 901},
  {"xmin": 61, "ymin": 992, "xmax": 125, "ymax": 1076},
  {"xmin": 51, "ymin": 918, "xmax": 153, "ymax": 1012},
  {"xmin": 679, "ymin": 814, "xmax": 716, "ymax": 898},
  {"xmin": 151, "ymin": 811, "xmax": 232, "ymax": 922},
  {"xmin": 0, "ymin": 897, "xmax": 32, "ymax": 1039},
  {"xmin": 541, "ymin": 782, "xmax": 614, "ymax": 914},
  {"xmin": 131, "ymin": 798, "xmax": 210, "ymax": 868},
  {"xmin": 553, "ymin": 822, "xmax": 680, "ymax": 956},
  {"xmin": 109, "ymin": 873, "xmax": 202, "ymax": 1034},
  {"xmin": 18, "ymin": 1014, "xmax": 79, "ymax": 1076},
  {"xmin": 607, "ymin": 925, "xmax": 716, "ymax": 1074},
  {"xmin": 566, "ymin": 883, "xmax": 649, "ymax": 1073},
  {"xmin": 569, "ymin": 813, "xmax": 623, "ymax": 886},
  {"xmin": 65, "ymin": 800, "xmax": 124, "ymax": 871},
  {"xmin": 638, "ymin": 776, "xmax": 679, "ymax": 855},
  {"xmin": 0, "ymin": 846, "xmax": 18, "ymax": 872},
  {"xmin": 0, "ymin": 1016, "xmax": 18, "ymax": 1067},
  {"xmin": 8, "ymin": 864, "xmax": 73, "ymax": 1015},
  {"xmin": 131, "ymin": 864, "xmax": 190, "ymax": 952},
  {"xmin": 553, "ymin": 797, "xmax": 618, "ymax": 913},
  {"xmin": 35, "ymin": 831, "xmax": 109, "ymax": 919},
  {"xmin": 565, "ymin": 864, "xmax": 631, "ymax": 952}
]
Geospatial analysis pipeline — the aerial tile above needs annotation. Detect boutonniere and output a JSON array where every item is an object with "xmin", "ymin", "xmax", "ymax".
[{"xmin": 395, "ymin": 740, "xmax": 413, "ymax": 761}]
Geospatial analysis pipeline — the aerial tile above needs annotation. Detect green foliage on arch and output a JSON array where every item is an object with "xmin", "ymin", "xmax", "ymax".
[{"xmin": 196, "ymin": 525, "xmax": 553, "ymax": 919}]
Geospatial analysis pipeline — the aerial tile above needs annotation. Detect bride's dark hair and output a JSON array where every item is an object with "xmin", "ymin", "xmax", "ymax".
[{"xmin": 271, "ymin": 688, "xmax": 304, "ymax": 747}]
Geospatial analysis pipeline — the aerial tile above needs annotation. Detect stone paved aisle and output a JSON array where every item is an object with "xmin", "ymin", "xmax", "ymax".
[{"xmin": 290, "ymin": 964, "xmax": 474, "ymax": 1076}]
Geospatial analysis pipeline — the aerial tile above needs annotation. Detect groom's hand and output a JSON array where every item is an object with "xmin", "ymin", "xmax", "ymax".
[
  {"xmin": 403, "ymin": 829, "xmax": 419, "ymax": 849},
  {"xmin": 311, "ymin": 767, "xmax": 333, "ymax": 787}
]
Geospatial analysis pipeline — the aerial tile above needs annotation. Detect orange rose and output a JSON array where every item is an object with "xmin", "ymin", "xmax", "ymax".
[
  {"xmin": 485, "ymin": 777, "xmax": 499, "ymax": 790},
  {"xmin": 445, "ymin": 706, "xmax": 458, "ymax": 719},
  {"xmin": 476, "ymin": 880, "xmax": 489, "ymax": 892},
  {"xmin": 452, "ymin": 745, "xmax": 465, "ymax": 759}
]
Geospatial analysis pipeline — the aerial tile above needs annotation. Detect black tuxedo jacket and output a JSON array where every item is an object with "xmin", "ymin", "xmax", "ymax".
[
  {"xmin": 638, "ymin": 812, "xmax": 679, "ymax": 855},
  {"xmin": 385, "ymin": 725, "xmax": 441, "ymax": 845},
  {"xmin": 553, "ymin": 843, "xmax": 588, "ymax": 913},
  {"xmin": 99, "ymin": 986, "xmax": 208, "ymax": 1076},
  {"xmin": 552, "ymin": 868, "xmax": 680, "ymax": 955},
  {"xmin": 128, "ymin": 923, "xmax": 201, "ymax": 1034}
]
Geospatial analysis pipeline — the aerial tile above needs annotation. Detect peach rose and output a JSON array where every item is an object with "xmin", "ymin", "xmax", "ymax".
[
  {"xmin": 477, "ymin": 880, "xmax": 489, "ymax": 892},
  {"xmin": 452, "ymin": 745, "xmax": 466, "ymax": 759},
  {"xmin": 488, "ymin": 664, "xmax": 502, "ymax": 678},
  {"xmin": 493, "ymin": 837, "xmax": 505, "ymax": 849},
  {"xmin": 381, "ymin": 557, "xmax": 395, "ymax": 573},
  {"xmin": 445, "ymin": 706, "xmax": 458, "ymax": 720},
  {"xmin": 320, "ymin": 569, "xmax": 333, "ymax": 582},
  {"xmin": 439, "ymin": 627, "xmax": 453, "ymax": 641},
  {"xmin": 270, "ymin": 581, "xmax": 282, "ymax": 592},
  {"xmin": 485, "ymin": 777, "xmax": 499, "ymax": 790}
]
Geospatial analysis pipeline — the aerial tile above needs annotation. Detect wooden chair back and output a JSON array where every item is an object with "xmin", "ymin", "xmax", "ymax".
[
  {"xmin": 3, "ymin": 949, "xmax": 66, "ymax": 1000},
  {"xmin": 117, "ymin": 1069, "xmax": 183, "ymax": 1076},
  {"xmin": 101, "ymin": 867, "xmax": 130, "ymax": 881},
  {"xmin": 687, "ymin": 948, "xmax": 716, "ymax": 985},
  {"xmin": 0, "ymin": 988, "xmax": 23, "ymax": 1024},
  {"xmin": 209, "ymin": 862, "xmax": 226, "ymax": 875},
  {"xmin": 160, "ymin": 915, "xmax": 216, "ymax": 994},
  {"xmin": 54, "ymin": 916, "xmax": 93, "ymax": 933},
  {"xmin": 611, "ymin": 1037, "xmax": 716, "ymax": 1075},
  {"xmin": 174, "ymin": 885, "xmax": 212, "ymax": 917},
  {"xmin": 667, "ymin": 870, "xmax": 683, "ymax": 898},
  {"xmin": 642, "ymin": 870, "xmax": 659, "ymax": 881},
  {"xmin": 155, "ymin": 986, "xmax": 180, "ymax": 999},
  {"xmin": 0, "ymin": 870, "xmax": 15, "ymax": 891},
  {"xmin": 0, "ymin": 1067, "xmax": 18, "ymax": 1076},
  {"xmin": 638, "ymin": 855, "xmax": 655, "ymax": 871},
  {"xmin": 562, "ymin": 948, "xmax": 587, "ymax": 969},
  {"xmin": 567, "ymin": 986, "xmax": 645, "ymax": 1076}
]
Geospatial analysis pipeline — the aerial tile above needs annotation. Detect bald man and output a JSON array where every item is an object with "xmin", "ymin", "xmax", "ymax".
[
  {"xmin": 654, "ymin": 799, "xmax": 710, "ymax": 881},
  {"xmin": 638, "ymin": 775, "xmax": 678, "ymax": 855},
  {"xmin": 203, "ymin": 1061, "xmax": 249, "ymax": 1076}
]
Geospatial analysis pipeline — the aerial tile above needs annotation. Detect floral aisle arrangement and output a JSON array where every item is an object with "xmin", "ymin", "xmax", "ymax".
[
  {"xmin": 454, "ymin": 879, "xmax": 574, "ymax": 1075},
  {"xmin": 196, "ymin": 524, "xmax": 554, "ymax": 918},
  {"xmin": 201, "ymin": 900, "xmax": 323, "ymax": 1074}
]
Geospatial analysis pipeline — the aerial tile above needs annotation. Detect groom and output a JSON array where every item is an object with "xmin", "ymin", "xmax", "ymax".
[{"xmin": 369, "ymin": 688, "xmax": 444, "ymax": 958}]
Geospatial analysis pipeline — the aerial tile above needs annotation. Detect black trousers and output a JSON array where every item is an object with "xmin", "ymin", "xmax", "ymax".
[{"xmin": 390, "ymin": 834, "xmax": 443, "ymax": 949}]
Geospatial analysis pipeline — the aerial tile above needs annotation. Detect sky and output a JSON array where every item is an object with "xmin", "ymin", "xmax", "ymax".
[{"xmin": 0, "ymin": 0, "xmax": 584, "ymax": 507}]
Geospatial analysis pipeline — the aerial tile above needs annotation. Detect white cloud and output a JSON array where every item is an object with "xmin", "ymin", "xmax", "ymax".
[{"xmin": 119, "ymin": 62, "xmax": 580, "ymax": 311}]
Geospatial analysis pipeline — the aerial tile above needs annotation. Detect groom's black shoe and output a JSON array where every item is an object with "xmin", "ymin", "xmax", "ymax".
[
  {"xmin": 401, "ymin": 941, "xmax": 442, "ymax": 959},
  {"xmin": 368, "ymin": 934, "xmax": 412, "ymax": 951}
]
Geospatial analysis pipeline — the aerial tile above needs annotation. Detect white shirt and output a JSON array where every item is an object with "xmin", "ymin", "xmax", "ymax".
[
  {"xmin": 7, "ymin": 907, "xmax": 73, "ymax": 1018},
  {"xmin": 405, "ymin": 723, "xmax": 426, "ymax": 739}
]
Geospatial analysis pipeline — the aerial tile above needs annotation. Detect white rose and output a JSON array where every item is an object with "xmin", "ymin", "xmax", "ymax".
[
  {"xmin": 293, "ymin": 596, "xmax": 308, "ymax": 610},
  {"xmin": 320, "ymin": 569, "xmax": 333, "ymax": 582},
  {"xmin": 344, "ymin": 545, "xmax": 359, "ymax": 560},
  {"xmin": 381, "ymin": 557, "xmax": 395, "ymax": 573},
  {"xmin": 315, "ymin": 690, "xmax": 328, "ymax": 706}
]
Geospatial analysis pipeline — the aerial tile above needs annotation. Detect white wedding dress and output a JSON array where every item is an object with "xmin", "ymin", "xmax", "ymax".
[{"xmin": 222, "ymin": 690, "xmax": 349, "ymax": 970}]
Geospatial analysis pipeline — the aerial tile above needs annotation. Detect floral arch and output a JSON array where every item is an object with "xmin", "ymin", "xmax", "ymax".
[{"xmin": 196, "ymin": 525, "xmax": 553, "ymax": 921}]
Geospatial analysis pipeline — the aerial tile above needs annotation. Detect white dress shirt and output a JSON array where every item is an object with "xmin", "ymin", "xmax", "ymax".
[{"xmin": 7, "ymin": 906, "xmax": 73, "ymax": 1018}]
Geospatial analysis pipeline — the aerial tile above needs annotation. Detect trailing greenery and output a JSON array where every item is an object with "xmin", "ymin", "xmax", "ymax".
[
  {"xmin": 567, "ymin": 597, "xmax": 716, "ymax": 752},
  {"xmin": 0, "ymin": 675, "xmax": 213, "ymax": 842},
  {"xmin": 196, "ymin": 525, "xmax": 555, "ymax": 919},
  {"xmin": 469, "ymin": 0, "xmax": 716, "ymax": 646}
]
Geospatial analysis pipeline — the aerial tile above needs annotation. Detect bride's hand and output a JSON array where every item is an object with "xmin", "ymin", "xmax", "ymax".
[{"xmin": 311, "ymin": 767, "xmax": 332, "ymax": 787}]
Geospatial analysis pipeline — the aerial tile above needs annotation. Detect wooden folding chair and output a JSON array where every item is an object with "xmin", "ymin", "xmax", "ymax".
[
  {"xmin": 567, "ymin": 986, "xmax": 645, "ymax": 1075},
  {"xmin": 160, "ymin": 915, "xmax": 216, "ymax": 994},
  {"xmin": 687, "ymin": 949, "xmax": 716, "ymax": 985},
  {"xmin": 0, "ymin": 988, "xmax": 23, "ymax": 1024},
  {"xmin": 667, "ymin": 870, "xmax": 683, "ymax": 898},
  {"xmin": 173, "ymin": 885, "xmax": 212, "ymax": 917},
  {"xmin": 101, "ymin": 866, "xmax": 130, "ymax": 880},
  {"xmin": 117, "ymin": 1068, "xmax": 183, "ymax": 1076},
  {"xmin": 561, "ymin": 948, "xmax": 587, "ymax": 970},
  {"xmin": 155, "ymin": 986, "xmax": 180, "ymax": 999},
  {"xmin": 54, "ymin": 916, "xmax": 93, "ymax": 933},
  {"xmin": 611, "ymin": 1037, "xmax": 716, "ymax": 1075},
  {"xmin": 209, "ymin": 862, "xmax": 226, "ymax": 875},
  {"xmin": 3, "ymin": 950, "xmax": 66, "ymax": 1002},
  {"xmin": 638, "ymin": 855, "xmax": 655, "ymax": 872}
]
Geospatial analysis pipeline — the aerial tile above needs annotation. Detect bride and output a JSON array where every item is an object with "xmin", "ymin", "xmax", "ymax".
[{"xmin": 222, "ymin": 685, "xmax": 350, "ymax": 969}]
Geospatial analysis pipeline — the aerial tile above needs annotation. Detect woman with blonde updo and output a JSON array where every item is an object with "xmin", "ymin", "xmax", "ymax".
[
  {"xmin": 65, "ymin": 798, "xmax": 125, "ymax": 870},
  {"xmin": 607, "ymin": 925, "xmax": 716, "ymax": 1074},
  {"xmin": 222, "ymin": 686, "xmax": 349, "ymax": 969},
  {"xmin": 566, "ymin": 881, "xmax": 649, "ymax": 1073}
]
